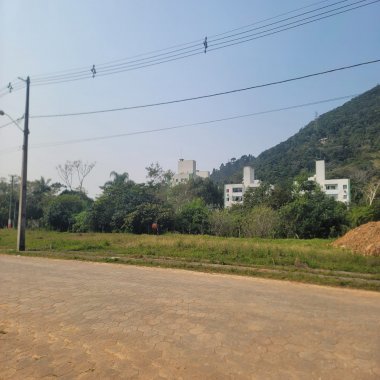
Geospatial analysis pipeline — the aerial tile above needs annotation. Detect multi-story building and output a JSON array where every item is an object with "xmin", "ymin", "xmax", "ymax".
[
  {"xmin": 172, "ymin": 159, "xmax": 210, "ymax": 185},
  {"xmin": 224, "ymin": 166, "xmax": 261, "ymax": 208},
  {"xmin": 308, "ymin": 160, "xmax": 350, "ymax": 204}
]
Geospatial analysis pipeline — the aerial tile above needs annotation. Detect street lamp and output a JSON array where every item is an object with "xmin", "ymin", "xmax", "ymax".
[{"xmin": 0, "ymin": 110, "xmax": 24, "ymax": 132}]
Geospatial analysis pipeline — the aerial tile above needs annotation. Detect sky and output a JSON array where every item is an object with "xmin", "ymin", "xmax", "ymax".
[{"xmin": 0, "ymin": 0, "xmax": 379, "ymax": 197}]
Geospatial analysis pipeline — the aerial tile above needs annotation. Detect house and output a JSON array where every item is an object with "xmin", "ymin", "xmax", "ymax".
[
  {"xmin": 224, "ymin": 166, "xmax": 261, "ymax": 208},
  {"xmin": 172, "ymin": 159, "xmax": 210, "ymax": 185},
  {"xmin": 308, "ymin": 160, "xmax": 350, "ymax": 204}
]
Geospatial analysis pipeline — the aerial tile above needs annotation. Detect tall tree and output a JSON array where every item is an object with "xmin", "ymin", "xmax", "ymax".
[{"xmin": 57, "ymin": 160, "xmax": 95, "ymax": 193}]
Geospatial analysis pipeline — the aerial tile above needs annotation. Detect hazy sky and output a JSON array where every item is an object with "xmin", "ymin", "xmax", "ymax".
[{"xmin": 0, "ymin": 0, "xmax": 379, "ymax": 197}]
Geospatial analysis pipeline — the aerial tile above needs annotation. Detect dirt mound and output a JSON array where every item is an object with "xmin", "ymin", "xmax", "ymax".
[{"xmin": 332, "ymin": 222, "xmax": 380, "ymax": 256}]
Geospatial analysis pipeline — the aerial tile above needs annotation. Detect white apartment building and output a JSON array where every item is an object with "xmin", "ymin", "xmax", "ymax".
[
  {"xmin": 172, "ymin": 159, "xmax": 210, "ymax": 185},
  {"xmin": 308, "ymin": 160, "xmax": 350, "ymax": 204},
  {"xmin": 224, "ymin": 166, "xmax": 261, "ymax": 208}
]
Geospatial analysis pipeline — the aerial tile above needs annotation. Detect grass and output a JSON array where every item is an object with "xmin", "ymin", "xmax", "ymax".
[{"xmin": 1, "ymin": 229, "xmax": 380, "ymax": 291}]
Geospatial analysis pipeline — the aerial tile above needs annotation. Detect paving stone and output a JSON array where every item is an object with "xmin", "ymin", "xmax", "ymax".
[{"xmin": 0, "ymin": 254, "xmax": 379, "ymax": 379}]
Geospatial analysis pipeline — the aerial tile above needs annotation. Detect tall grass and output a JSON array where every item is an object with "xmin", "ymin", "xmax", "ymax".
[{"xmin": 1, "ymin": 229, "xmax": 379, "ymax": 275}]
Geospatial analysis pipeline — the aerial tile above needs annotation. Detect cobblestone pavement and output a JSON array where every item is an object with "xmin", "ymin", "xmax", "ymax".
[{"xmin": 0, "ymin": 255, "xmax": 379, "ymax": 379}]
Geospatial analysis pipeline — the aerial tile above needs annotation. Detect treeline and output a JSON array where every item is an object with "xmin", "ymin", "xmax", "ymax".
[{"xmin": 1, "ymin": 165, "xmax": 379, "ymax": 239}]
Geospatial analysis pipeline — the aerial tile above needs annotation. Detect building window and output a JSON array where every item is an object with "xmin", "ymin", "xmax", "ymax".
[
  {"xmin": 343, "ymin": 184, "xmax": 347, "ymax": 189},
  {"xmin": 232, "ymin": 196, "xmax": 243, "ymax": 202},
  {"xmin": 232, "ymin": 187, "xmax": 243, "ymax": 193},
  {"xmin": 325, "ymin": 184, "xmax": 337, "ymax": 190},
  {"xmin": 343, "ymin": 195, "xmax": 347, "ymax": 199},
  {"xmin": 226, "ymin": 189, "xmax": 229, "ymax": 193},
  {"xmin": 226, "ymin": 198, "xmax": 229, "ymax": 202}
]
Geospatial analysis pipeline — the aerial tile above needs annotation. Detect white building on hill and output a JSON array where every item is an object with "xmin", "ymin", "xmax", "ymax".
[
  {"xmin": 224, "ymin": 166, "xmax": 261, "ymax": 208},
  {"xmin": 172, "ymin": 159, "xmax": 210, "ymax": 185},
  {"xmin": 308, "ymin": 160, "xmax": 350, "ymax": 204}
]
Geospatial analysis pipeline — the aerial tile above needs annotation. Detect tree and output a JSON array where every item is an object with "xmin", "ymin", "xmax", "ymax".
[
  {"xmin": 56, "ymin": 162, "xmax": 74, "ymax": 191},
  {"xmin": 168, "ymin": 177, "xmax": 223, "ymax": 211},
  {"xmin": 175, "ymin": 198, "xmax": 210, "ymax": 234},
  {"xmin": 188, "ymin": 178, "xmax": 223, "ymax": 207},
  {"xmin": 123, "ymin": 203, "xmax": 174, "ymax": 234},
  {"xmin": 107, "ymin": 171, "xmax": 129, "ymax": 185},
  {"xmin": 364, "ymin": 179, "xmax": 380, "ymax": 206},
  {"xmin": 56, "ymin": 160, "xmax": 95, "ymax": 192},
  {"xmin": 241, "ymin": 206, "xmax": 280, "ymax": 238},
  {"xmin": 73, "ymin": 160, "xmax": 96, "ymax": 193},
  {"xmin": 348, "ymin": 205, "xmax": 375, "ymax": 227},
  {"xmin": 280, "ymin": 188, "xmax": 348, "ymax": 239},
  {"xmin": 209, "ymin": 208, "xmax": 239, "ymax": 237},
  {"xmin": 72, "ymin": 211, "xmax": 92, "ymax": 232},
  {"xmin": 26, "ymin": 177, "xmax": 63, "ymax": 227},
  {"xmin": 89, "ymin": 172, "xmax": 156, "ymax": 232},
  {"xmin": 267, "ymin": 182, "xmax": 293, "ymax": 210},
  {"xmin": 44, "ymin": 193, "xmax": 91, "ymax": 231},
  {"xmin": 145, "ymin": 162, "xmax": 174, "ymax": 187},
  {"xmin": 243, "ymin": 182, "xmax": 272, "ymax": 210}
]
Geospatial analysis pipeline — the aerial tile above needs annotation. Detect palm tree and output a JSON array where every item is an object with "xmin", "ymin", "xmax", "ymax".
[{"xmin": 102, "ymin": 172, "xmax": 130, "ymax": 188}]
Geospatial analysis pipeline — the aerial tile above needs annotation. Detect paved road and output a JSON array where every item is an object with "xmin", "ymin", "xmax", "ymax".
[{"xmin": 0, "ymin": 255, "xmax": 379, "ymax": 379}]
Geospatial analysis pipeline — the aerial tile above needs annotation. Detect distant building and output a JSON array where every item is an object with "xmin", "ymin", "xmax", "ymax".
[
  {"xmin": 308, "ymin": 160, "xmax": 350, "ymax": 204},
  {"xmin": 224, "ymin": 166, "xmax": 261, "ymax": 208},
  {"xmin": 172, "ymin": 159, "xmax": 210, "ymax": 185}
]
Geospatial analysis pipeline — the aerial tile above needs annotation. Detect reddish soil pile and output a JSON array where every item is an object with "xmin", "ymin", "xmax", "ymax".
[{"xmin": 332, "ymin": 222, "xmax": 380, "ymax": 256}]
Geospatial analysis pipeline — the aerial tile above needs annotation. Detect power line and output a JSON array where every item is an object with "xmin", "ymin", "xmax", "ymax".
[
  {"xmin": 0, "ymin": 116, "xmax": 24, "ymax": 130},
  {"xmin": 30, "ymin": 59, "xmax": 380, "ymax": 119},
  {"xmin": 30, "ymin": 0, "xmax": 379, "ymax": 87},
  {"xmin": 0, "ymin": 120, "xmax": 17, "ymax": 129},
  {"xmin": 0, "ymin": 93, "xmax": 357, "ymax": 154},
  {"xmin": 208, "ymin": 0, "xmax": 378, "ymax": 50},
  {"xmin": 31, "ymin": 0, "xmax": 372, "ymax": 86},
  {"xmin": 0, "ymin": 81, "xmax": 26, "ymax": 98},
  {"xmin": 208, "ymin": 0, "xmax": 351, "ymax": 44},
  {"xmin": 31, "ymin": 0, "xmax": 351, "ymax": 83},
  {"xmin": 26, "ymin": 0, "xmax": 337, "ymax": 80},
  {"xmin": 2, "ymin": 0, "xmax": 375, "ymax": 90}
]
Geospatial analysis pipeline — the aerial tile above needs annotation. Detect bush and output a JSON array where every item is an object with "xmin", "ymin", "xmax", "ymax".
[
  {"xmin": 123, "ymin": 203, "xmax": 174, "ymax": 234},
  {"xmin": 348, "ymin": 205, "xmax": 375, "ymax": 227},
  {"xmin": 209, "ymin": 209, "xmax": 238, "ymax": 237},
  {"xmin": 72, "ymin": 211, "xmax": 92, "ymax": 232},
  {"xmin": 175, "ymin": 198, "xmax": 210, "ymax": 234},
  {"xmin": 280, "ymin": 190, "xmax": 348, "ymax": 239},
  {"xmin": 44, "ymin": 194, "xmax": 89, "ymax": 231},
  {"xmin": 241, "ymin": 205, "xmax": 280, "ymax": 238}
]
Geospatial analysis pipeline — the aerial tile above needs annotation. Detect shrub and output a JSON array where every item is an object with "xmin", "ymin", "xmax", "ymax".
[
  {"xmin": 44, "ymin": 194, "xmax": 89, "ymax": 231},
  {"xmin": 241, "ymin": 205, "xmax": 280, "ymax": 238}
]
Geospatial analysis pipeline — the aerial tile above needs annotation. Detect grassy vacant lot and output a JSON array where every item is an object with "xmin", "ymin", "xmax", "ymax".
[{"xmin": 1, "ymin": 229, "xmax": 379, "ymax": 291}]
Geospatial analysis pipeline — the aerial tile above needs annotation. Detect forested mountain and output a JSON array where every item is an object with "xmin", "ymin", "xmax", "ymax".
[{"xmin": 211, "ymin": 85, "xmax": 380, "ymax": 186}]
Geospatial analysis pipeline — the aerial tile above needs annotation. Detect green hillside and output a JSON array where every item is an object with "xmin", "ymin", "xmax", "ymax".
[{"xmin": 211, "ymin": 85, "xmax": 380, "ymax": 187}]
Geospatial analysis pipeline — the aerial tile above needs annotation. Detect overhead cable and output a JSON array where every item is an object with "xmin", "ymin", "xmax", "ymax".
[
  {"xmin": 2, "ymin": 0, "xmax": 375, "ymax": 91},
  {"xmin": 29, "ymin": 59, "xmax": 380, "ymax": 119},
  {"xmin": 0, "ymin": 93, "xmax": 356, "ymax": 154}
]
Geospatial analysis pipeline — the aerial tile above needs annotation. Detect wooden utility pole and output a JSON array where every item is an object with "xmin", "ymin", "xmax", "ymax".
[{"xmin": 17, "ymin": 76, "xmax": 30, "ymax": 251}]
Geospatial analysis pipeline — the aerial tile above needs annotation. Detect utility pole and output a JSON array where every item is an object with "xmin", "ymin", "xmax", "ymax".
[
  {"xmin": 8, "ymin": 175, "xmax": 16, "ymax": 228},
  {"xmin": 17, "ymin": 76, "xmax": 30, "ymax": 251}
]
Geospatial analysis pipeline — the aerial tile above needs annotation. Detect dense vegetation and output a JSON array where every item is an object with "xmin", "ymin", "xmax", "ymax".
[
  {"xmin": 1, "ymin": 167, "xmax": 378, "ymax": 239},
  {"xmin": 211, "ymin": 85, "xmax": 380, "ymax": 190},
  {"xmin": 0, "ymin": 86, "xmax": 379, "ymax": 239}
]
